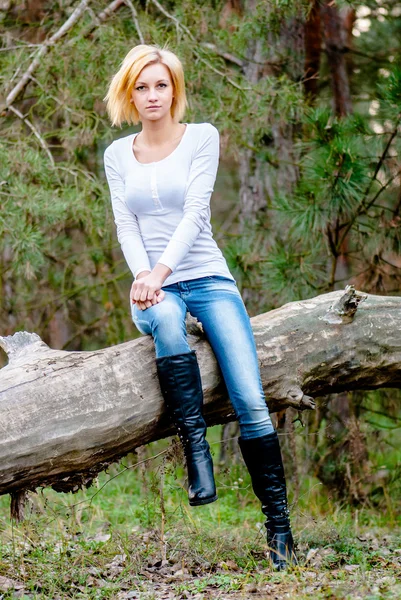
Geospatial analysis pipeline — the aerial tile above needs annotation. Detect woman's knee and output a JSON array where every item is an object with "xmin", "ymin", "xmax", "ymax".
[
  {"xmin": 146, "ymin": 300, "xmax": 189, "ymax": 356},
  {"xmin": 228, "ymin": 383, "xmax": 274, "ymax": 437},
  {"xmin": 236, "ymin": 402, "xmax": 275, "ymax": 439},
  {"xmin": 148, "ymin": 301, "xmax": 185, "ymax": 332}
]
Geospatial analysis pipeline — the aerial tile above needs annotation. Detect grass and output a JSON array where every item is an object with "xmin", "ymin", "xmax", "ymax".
[{"xmin": 0, "ymin": 426, "xmax": 400, "ymax": 599}]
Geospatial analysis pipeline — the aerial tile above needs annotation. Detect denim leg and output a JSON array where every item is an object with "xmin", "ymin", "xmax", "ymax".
[
  {"xmin": 130, "ymin": 291, "xmax": 190, "ymax": 358},
  {"xmin": 184, "ymin": 277, "xmax": 274, "ymax": 439}
]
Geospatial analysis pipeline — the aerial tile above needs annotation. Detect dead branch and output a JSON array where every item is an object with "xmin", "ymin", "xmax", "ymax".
[
  {"xmin": 5, "ymin": 0, "xmax": 90, "ymax": 108},
  {"xmin": 7, "ymin": 105, "xmax": 55, "ymax": 166}
]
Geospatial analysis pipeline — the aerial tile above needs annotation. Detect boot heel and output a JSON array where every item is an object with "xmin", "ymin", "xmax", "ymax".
[
  {"xmin": 189, "ymin": 494, "xmax": 218, "ymax": 507},
  {"xmin": 187, "ymin": 444, "xmax": 218, "ymax": 506}
]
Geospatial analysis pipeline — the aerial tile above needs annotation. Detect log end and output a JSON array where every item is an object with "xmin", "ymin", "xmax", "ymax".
[{"xmin": 0, "ymin": 332, "xmax": 48, "ymax": 363}]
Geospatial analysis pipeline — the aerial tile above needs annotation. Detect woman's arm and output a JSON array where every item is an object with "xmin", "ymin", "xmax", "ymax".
[
  {"xmin": 104, "ymin": 145, "xmax": 169, "ymax": 309},
  {"xmin": 103, "ymin": 144, "xmax": 151, "ymax": 279},
  {"xmin": 156, "ymin": 123, "xmax": 220, "ymax": 272}
]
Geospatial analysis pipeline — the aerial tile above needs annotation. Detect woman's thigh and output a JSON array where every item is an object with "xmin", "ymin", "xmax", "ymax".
[
  {"xmin": 130, "ymin": 291, "xmax": 190, "ymax": 358},
  {"xmin": 184, "ymin": 277, "xmax": 273, "ymax": 436}
]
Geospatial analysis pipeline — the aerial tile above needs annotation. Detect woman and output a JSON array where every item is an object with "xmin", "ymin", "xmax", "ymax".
[{"xmin": 103, "ymin": 43, "xmax": 297, "ymax": 570}]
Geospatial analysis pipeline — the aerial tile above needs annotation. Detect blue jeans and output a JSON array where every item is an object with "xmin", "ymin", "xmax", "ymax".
[{"xmin": 131, "ymin": 275, "xmax": 274, "ymax": 440}]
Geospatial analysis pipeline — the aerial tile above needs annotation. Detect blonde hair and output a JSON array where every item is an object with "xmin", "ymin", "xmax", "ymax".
[{"xmin": 104, "ymin": 43, "xmax": 187, "ymax": 127}]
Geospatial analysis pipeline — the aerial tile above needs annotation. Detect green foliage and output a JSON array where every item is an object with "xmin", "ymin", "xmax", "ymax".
[
  {"xmin": 2, "ymin": 0, "xmax": 398, "ymax": 335},
  {"xmin": 1, "ymin": 0, "xmax": 401, "ymax": 557},
  {"xmin": 3, "ymin": 0, "xmax": 307, "ymax": 347},
  {"xmin": 0, "ymin": 424, "xmax": 399, "ymax": 598},
  {"xmin": 226, "ymin": 64, "xmax": 401, "ymax": 313}
]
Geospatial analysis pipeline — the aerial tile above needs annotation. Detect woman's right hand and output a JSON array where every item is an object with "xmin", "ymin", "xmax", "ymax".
[
  {"xmin": 134, "ymin": 288, "xmax": 165, "ymax": 311},
  {"xmin": 131, "ymin": 271, "xmax": 166, "ymax": 310}
]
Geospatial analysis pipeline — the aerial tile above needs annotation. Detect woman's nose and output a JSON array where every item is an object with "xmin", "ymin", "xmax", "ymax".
[{"xmin": 148, "ymin": 87, "xmax": 158, "ymax": 100}]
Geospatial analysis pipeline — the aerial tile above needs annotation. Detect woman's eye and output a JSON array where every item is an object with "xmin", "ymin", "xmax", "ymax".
[{"xmin": 135, "ymin": 83, "xmax": 167, "ymax": 91}]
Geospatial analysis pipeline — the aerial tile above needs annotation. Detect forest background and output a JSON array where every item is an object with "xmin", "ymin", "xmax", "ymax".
[{"xmin": 0, "ymin": 0, "xmax": 400, "ymax": 598}]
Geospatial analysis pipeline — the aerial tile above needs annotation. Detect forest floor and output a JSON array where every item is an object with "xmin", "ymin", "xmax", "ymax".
[{"xmin": 0, "ymin": 437, "xmax": 400, "ymax": 600}]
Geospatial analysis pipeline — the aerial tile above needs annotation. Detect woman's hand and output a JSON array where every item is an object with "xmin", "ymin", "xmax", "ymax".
[
  {"xmin": 131, "ymin": 270, "xmax": 165, "ymax": 311},
  {"xmin": 134, "ymin": 288, "xmax": 166, "ymax": 311}
]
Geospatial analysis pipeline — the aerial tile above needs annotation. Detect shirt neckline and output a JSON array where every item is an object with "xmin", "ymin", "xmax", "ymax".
[{"xmin": 131, "ymin": 123, "xmax": 189, "ymax": 166}]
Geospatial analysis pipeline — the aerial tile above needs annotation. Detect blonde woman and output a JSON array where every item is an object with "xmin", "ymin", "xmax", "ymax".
[{"xmin": 103, "ymin": 44, "xmax": 297, "ymax": 570}]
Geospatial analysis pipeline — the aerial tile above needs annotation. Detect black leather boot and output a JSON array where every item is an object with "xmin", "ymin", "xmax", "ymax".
[
  {"xmin": 156, "ymin": 350, "xmax": 217, "ymax": 507},
  {"xmin": 239, "ymin": 432, "xmax": 298, "ymax": 570}
]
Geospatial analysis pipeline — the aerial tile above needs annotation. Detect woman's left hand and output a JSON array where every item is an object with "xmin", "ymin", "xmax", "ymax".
[
  {"xmin": 135, "ymin": 288, "xmax": 166, "ymax": 311},
  {"xmin": 131, "ymin": 272, "xmax": 165, "ymax": 310}
]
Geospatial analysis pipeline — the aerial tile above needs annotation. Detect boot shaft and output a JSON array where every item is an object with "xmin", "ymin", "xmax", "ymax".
[
  {"xmin": 156, "ymin": 351, "xmax": 207, "ymax": 450},
  {"xmin": 239, "ymin": 432, "xmax": 297, "ymax": 569},
  {"xmin": 239, "ymin": 432, "xmax": 290, "ymax": 522},
  {"xmin": 156, "ymin": 350, "xmax": 217, "ymax": 506}
]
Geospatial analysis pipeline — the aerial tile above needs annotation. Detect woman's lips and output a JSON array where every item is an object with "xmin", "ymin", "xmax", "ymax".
[{"xmin": 147, "ymin": 106, "xmax": 161, "ymax": 109}]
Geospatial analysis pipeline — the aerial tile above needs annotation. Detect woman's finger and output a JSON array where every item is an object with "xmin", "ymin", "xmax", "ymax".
[
  {"xmin": 132, "ymin": 285, "xmax": 142, "ymax": 302},
  {"xmin": 156, "ymin": 289, "xmax": 165, "ymax": 303},
  {"xmin": 137, "ymin": 295, "xmax": 156, "ymax": 310},
  {"xmin": 140, "ymin": 287, "xmax": 150, "ymax": 302}
]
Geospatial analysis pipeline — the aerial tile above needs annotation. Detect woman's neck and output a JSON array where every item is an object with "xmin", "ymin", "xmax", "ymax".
[{"xmin": 139, "ymin": 117, "xmax": 184, "ymax": 148}]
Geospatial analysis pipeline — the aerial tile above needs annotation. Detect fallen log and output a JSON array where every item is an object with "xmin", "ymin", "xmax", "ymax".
[{"xmin": 1, "ymin": 286, "xmax": 400, "ymax": 518}]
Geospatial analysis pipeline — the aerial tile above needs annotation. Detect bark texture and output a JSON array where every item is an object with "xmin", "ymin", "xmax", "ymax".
[
  {"xmin": 304, "ymin": 0, "xmax": 322, "ymax": 101},
  {"xmin": 237, "ymin": 0, "xmax": 305, "ymax": 223},
  {"xmin": 1, "ymin": 287, "xmax": 400, "ymax": 503},
  {"xmin": 321, "ymin": 1, "xmax": 353, "ymax": 117}
]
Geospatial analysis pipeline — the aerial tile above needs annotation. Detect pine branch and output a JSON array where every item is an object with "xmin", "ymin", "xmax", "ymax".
[
  {"xmin": 7, "ymin": 105, "xmax": 55, "ymax": 167},
  {"xmin": 0, "ymin": 43, "xmax": 41, "ymax": 52},
  {"xmin": 66, "ymin": 0, "xmax": 128, "ymax": 45},
  {"xmin": 201, "ymin": 42, "xmax": 244, "ymax": 68},
  {"xmin": 124, "ymin": 0, "xmax": 145, "ymax": 44},
  {"xmin": 5, "ymin": 0, "xmax": 90, "ymax": 108},
  {"xmin": 336, "ymin": 113, "xmax": 401, "ymax": 252},
  {"xmin": 345, "ymin": 47, "xmax": 394, "ymax": 65},
  {"xmin": 363, "ymin": 167, "xmax": 401, "ymax": 215},
  {"xmin": 148, "ymin": 0, "xmax": 252, "ymax": 92},
  {"xmin": 99, "ymin": 0, "xmax": 125, "ymax": 21},
  {"xmin": 61, "ymin": 315, "xmax": 108, "ymax": 350},
  {"xmin": 25, "ymin": 271, "xmax": 130, "ymax": 312}
]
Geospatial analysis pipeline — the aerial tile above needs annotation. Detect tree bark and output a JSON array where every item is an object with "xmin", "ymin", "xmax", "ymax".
[
  {"xmin": 237, "ymin": 0, "xmax": 305, "ymax": 224},
  {"xmin": 321, "ymin": 1, "xmax": 353, "ymax": 117},
  {"xmin": 1, "ymin": 287, "xmax": 400, "ymax": 505},
  {"xmin": 304, "ymin": 0, "xmax": 322, "ymax": 101}
]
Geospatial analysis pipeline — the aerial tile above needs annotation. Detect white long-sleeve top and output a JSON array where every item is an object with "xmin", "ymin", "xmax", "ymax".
[{"xmin": 103, "ymin": 122, "xmax": 235, "ymax": 286}]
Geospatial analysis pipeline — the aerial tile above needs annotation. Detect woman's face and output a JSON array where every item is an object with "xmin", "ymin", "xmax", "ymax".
[{"xmin": 131, "ymin": 62, "xmax": 174, "ymax": 123}]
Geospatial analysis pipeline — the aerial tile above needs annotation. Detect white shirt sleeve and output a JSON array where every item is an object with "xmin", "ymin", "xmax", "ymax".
[
  {"xmin": 104, "ymin": 144, "xmax": 151, "ymax": 279},
  {"xmin": 157, "ymin": 124, "xmax": 220, "ymax": 272}
]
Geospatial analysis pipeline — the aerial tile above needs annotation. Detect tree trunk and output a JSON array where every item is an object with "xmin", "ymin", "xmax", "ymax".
[
  {"xmin": 321, "ymin": 1, "xmax": 353, "ymax": 117},
  {"xmin": 1, "ymin": 286, "xmax": 401, "ymax": 510},
  {"xmin": 237, "ymin": 0, "xmax": 305, "ymax": 224},
  {"xmin": 304, "ymin": 0, "xmax": 322, "ymax": 101}
]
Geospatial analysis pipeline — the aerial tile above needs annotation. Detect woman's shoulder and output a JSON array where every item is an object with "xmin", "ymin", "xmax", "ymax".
[
  {"xmin": 187, "ymin": 123, "xmax": 219, "ymax": 151},
  {"xmin": 188, "ymin": 122, "xmax": 219, "ymax": 136},
  {"xmin": 104, "ymin": 132, "xmax": 133, "ymax": 158}
]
